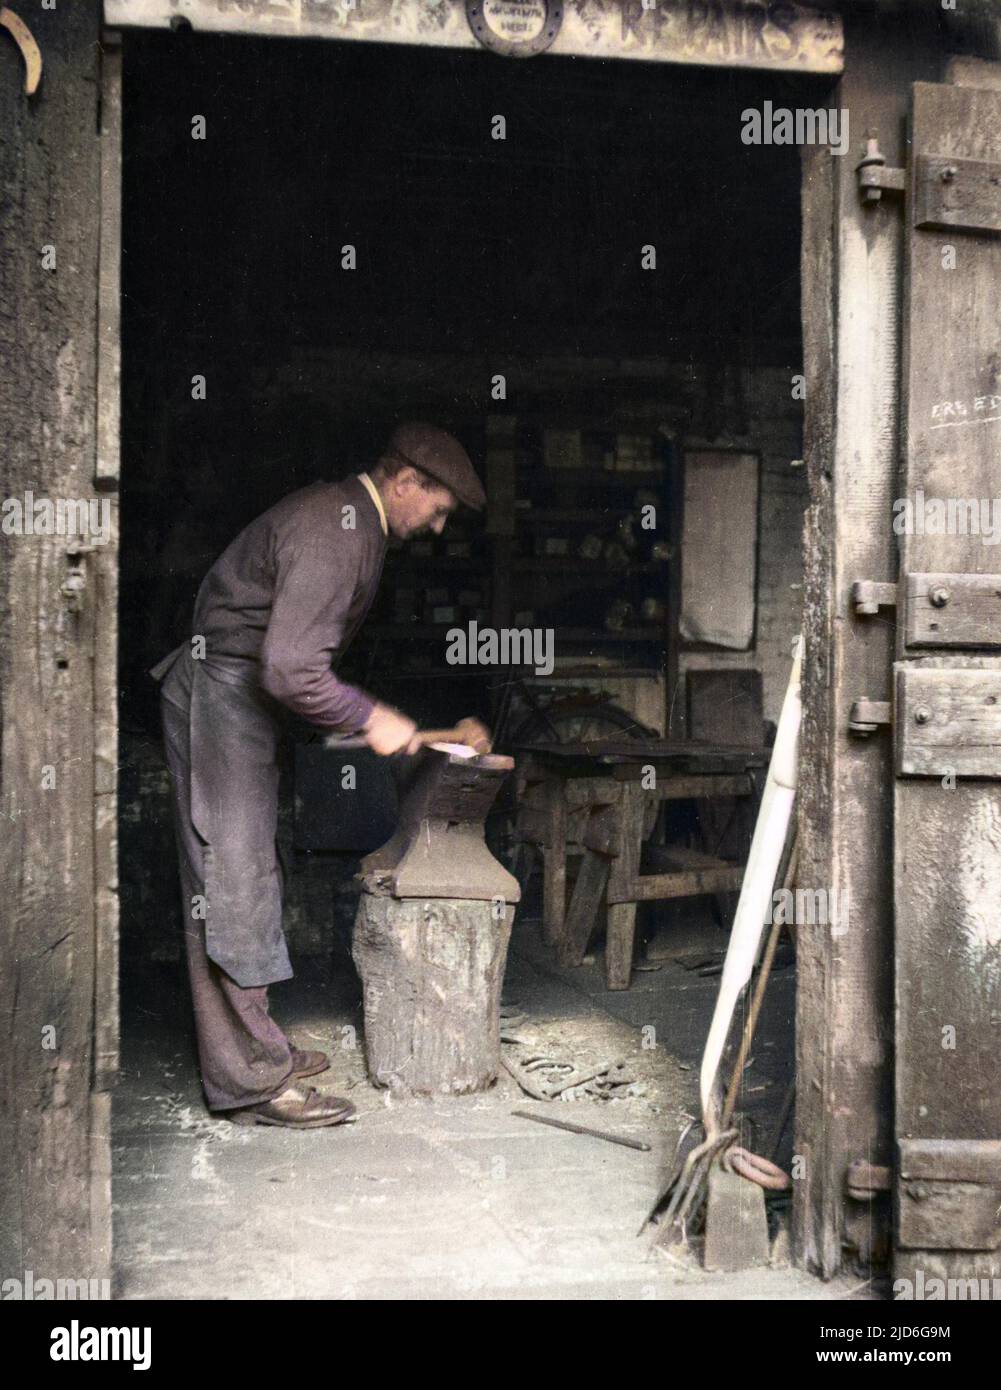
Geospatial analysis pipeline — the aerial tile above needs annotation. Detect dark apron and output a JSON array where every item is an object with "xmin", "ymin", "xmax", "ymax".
[{"xmin": 152, "ymin": 642, "xmax": 293, "ymax": 988}]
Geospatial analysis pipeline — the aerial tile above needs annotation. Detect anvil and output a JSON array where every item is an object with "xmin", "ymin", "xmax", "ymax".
[{"xmin": 359, "ymin": 744, "xmax": 520, "ymax": 904}]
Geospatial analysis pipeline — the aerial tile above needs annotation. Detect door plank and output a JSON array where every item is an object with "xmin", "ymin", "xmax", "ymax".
[{"xmin": 896, "ymin": 79, "xmax": 1001, "ymax": 1287}]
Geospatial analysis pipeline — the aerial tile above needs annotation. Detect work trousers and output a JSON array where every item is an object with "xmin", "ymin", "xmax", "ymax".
[{"xmin": 160, "ymin": 671, "xmax": 296, "ymax": 1111}]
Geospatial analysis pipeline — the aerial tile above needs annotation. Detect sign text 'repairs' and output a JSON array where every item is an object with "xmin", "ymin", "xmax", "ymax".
[{"xmin": 103, "ymin": 1, "xmax": 844, "ymax": 74}]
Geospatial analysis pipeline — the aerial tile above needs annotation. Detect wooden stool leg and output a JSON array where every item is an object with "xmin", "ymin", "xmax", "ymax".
[
  {"xmin": 559, "ymin": 849, "xmax": 608, "ymax": 967},
  {"xmin": 541, "ymin": 777, "xmax": 568, "ymax": 946},
  {"xmin": 604, "ymin": 781, "xmax": 645, "ymax": 990},
  {"xmin": 605, "ymin": 903, "xmax": 638, "ymax": 991}
]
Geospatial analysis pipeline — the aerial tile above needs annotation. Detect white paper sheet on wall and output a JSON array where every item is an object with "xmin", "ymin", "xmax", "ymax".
[{"xmin": 680, "ymin": 451, "xmax": 759, "ymax": 650}]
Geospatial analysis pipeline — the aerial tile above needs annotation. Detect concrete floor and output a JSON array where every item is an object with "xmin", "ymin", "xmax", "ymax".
[{"xmin": 114, "ymin": 900, "xmax": 870, "ymax": 1300}]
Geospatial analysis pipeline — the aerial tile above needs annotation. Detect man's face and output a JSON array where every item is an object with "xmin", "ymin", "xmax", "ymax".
[{"xmin": 385, "ymin": 468, "xmax": 458, "ymax": 540}]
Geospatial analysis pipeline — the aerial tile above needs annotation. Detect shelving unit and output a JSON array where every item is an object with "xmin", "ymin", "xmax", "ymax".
[
  {"xmin": 348, "ymin": 413, "xmax": 679, "ymax": 732},
  {"xmin": 485, "ymin": 414, "xmax": 675, "ymax": 666}
]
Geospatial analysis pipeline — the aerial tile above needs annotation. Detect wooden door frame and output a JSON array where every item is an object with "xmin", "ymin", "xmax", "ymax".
[
  {"xmin": 791, "ymin": 10, "xmax": 1001, "ymax": 1277},
  {"xmin": 91, "ymin": 29, "xmax": 123, "ymax": 1284},
  {"xmin": 6, "ymin": 0, "xmax": 996, "ymax": 1285},
  {"xmin": 0, "ymin": 0, "xmax": 113, "ymax": 1287}
]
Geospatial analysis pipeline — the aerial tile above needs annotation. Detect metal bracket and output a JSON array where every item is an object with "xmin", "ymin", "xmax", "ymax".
[
  {"xmin": 903, "ymin": 571, "xmax": 1001, "ymax": 649},
  {"xmin": 856, "ymin": 136, "xmax": 906, "ymax": 205},
  {"xmin": 852, "ymin": 580, "xmax": 897, "ymax": 616},
  {"xmin": 846, "ymin": 1160, "xmax": 891, "ymax": 1202},
  {"xmin": 896, "ymin": 665, "xmax": 1001, "ymax": 778},
  {"xmin": 61, "ymin": 543, "xmax": 96, "ymax": 614},
  {"xmin": 898, "ymin": 1139, "xmax": 1001, "ymax": 1251},
  {"xmin": 914, "ymin": 153, "xmax": 1001, "ymax": 236},
  {"xmin": 848, "ymin": 699, "xmax": 891, "ymax": 736}
]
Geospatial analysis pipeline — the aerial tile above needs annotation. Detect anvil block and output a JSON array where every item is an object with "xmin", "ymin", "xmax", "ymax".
[
  {"xmin": 359, "ymin": 747, "xmax": 520, "ymax": 904},
  {"xmin": 352, "ymin": 747, "xmax": 519, "ymax": 1095}
]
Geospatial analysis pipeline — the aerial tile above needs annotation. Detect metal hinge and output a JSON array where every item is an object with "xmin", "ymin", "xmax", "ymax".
[
  {"xmin": 847, "ymin": 1159, "xmax": 892, "ymax": 1202},
  {"xmin": 857, "ymin": 136, "xmax": 906, "ymax": 205},
  {"xmin": 850, "ymin": 578, "xmax": 896, "ymax": 735},
  {"xmin": 852, "ymin": 580, "xmax": 897, "ymax": 616},
  {"xmin": 61, "ymin": 543, "xmax": 97, "ymax": 614},
  {"xmin": 848, "ymin": 698, "xmax": 891, "ymax": 737}
]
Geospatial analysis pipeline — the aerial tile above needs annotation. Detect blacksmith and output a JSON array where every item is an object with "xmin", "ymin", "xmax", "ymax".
[{"xmin": 152, "ymin": 423, "xmax": 488, "ymax": 1129}]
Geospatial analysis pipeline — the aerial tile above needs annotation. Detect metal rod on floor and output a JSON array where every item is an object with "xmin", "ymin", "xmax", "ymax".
[{"xmin": 512, "ymin": 1108, "xmax": 651, "ymax": 1151}]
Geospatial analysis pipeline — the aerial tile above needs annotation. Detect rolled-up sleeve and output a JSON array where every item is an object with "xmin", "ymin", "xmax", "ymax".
[{"xmin": 259, "ymin": 528, "xmax": 376, "ymax": 732}]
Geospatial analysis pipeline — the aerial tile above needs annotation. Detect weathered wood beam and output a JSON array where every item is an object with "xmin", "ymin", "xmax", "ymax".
[
  {"xmin": 794, "ymin": 10, "xmax": 941, "ymax": 1278},
  {"xmin": 105, "ymin": 0, "xmax": 843, "ymax": 73},
  {"xmin": 0, "ymin": 0, "xmax": 108, "ymax": 1283}
]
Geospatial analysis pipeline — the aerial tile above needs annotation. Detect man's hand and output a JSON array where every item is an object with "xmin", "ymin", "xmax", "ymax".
[
  {"xmin": 362, "ymin": 703, "xmax": 420, "ymax": 756},
  {"xmin": 454, "ymin": 716, "xmax": 492, "ymax": 754}
]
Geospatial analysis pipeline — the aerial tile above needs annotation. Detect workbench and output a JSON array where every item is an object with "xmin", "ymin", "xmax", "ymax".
[{"xmin": 513, "ymin": 739, "xmax": 769, "ymax": 989}]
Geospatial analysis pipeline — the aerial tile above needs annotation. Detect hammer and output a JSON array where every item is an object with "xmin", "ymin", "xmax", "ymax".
[{"xmin": 323, "ymin": 723, "xmax": 490, "ymax": 755}]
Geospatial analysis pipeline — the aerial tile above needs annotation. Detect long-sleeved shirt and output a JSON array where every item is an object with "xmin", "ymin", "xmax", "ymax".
[{"xmin": 189, "ymin": 474, "xmax": 387, "ymax": 732}]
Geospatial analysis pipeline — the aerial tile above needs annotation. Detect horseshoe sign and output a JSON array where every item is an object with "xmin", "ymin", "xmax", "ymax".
[{"xmin": 1, "ymin": 6, "xmax": 42, "ymax": 95}]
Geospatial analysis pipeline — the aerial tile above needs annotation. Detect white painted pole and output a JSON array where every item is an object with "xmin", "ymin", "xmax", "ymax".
[{"xmin": 699, "ymin": 635, "xmax": 803, "ymax": 1132}]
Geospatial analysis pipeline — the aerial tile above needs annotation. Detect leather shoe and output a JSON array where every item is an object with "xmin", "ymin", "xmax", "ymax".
[
  {"xmin": 290, "ymin": 1048, "xmax": 330, "ymax": 1079},
  {"xmin": 227, "ymin": 1083, "xmax": 357, "ymax": 1129}
]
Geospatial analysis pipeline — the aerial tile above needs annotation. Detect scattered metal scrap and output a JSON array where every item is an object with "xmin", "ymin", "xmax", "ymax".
[
  {"xmin": 501, "ymin": 1048, "xmax": 645, "ymax": 1102},
  {"xmin": 499, "ymin": 1001, "xmax": 528, "ymax": 1044}
]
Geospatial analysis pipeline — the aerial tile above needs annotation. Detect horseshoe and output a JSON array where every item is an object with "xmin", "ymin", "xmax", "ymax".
[
  {"xmin": 724, "ymin": 1146, "xmax": 792, "ymax": 1191},
  {"xmin": 1, "ymin": 7, "xmax": 42, "ymax": 96}
]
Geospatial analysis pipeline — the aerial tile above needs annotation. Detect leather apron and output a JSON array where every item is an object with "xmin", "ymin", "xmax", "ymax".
[{"xmin": 152, "ymin": 642, "xmax": 293, "ymax": 988}]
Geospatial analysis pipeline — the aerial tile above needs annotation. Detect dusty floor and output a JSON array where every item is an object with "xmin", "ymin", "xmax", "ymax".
[{"xmin": 114, "ymin": 893, "xmax": 871, "ymax": 1300}]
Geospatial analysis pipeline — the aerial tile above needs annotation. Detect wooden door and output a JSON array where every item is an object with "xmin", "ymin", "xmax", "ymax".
[
  {"xmin": 894, "ymin": 78, "xmax": 1001, "ymax": 1291},
  {"xmin": 0, "ymin": 0, "xmax": 116, "ymax": 1286}
]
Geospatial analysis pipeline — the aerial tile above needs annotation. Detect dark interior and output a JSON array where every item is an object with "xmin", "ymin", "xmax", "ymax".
[
  {"xmin": 120, "ymin": 30, "xmax": 810, "ymax": 733},
  {"xmin": 116, "ymin": 34, "xmax": 812, "ymax": 1243}
]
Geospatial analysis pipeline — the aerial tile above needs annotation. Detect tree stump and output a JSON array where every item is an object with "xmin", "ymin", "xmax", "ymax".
[{"xmin": 352, "ymin": 890, "xmax": 514, "ymax": 1095}]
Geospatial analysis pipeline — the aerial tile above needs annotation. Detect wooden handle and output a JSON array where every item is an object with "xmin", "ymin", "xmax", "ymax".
[
  {"xmin": 415, "ymin": 724, "xmax": 493, "ymax": 753},
  {"xmin": 413, "ymin": 727, "xmax": 465, "ymax": 747},
  {"xmin": 325, "ymin": 723, "xmax": 493, "ymax": 754}
]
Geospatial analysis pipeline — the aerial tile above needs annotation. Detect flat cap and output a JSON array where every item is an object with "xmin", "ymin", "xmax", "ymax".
[{"xmin": 386, "ymin": 421, "xmax": 486, "ymax": 511}]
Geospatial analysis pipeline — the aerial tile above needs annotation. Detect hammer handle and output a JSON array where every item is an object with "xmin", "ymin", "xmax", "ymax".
[
  {"xmin": 324, "ymin": 725, "xmax": 477, "ymax": 753},
  {"xmin": 412, "ymin": 727, "xmax": 469, "ymax": 748}
]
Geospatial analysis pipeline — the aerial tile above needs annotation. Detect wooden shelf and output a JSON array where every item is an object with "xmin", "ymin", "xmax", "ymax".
[
  {"xmin": 515, "ymin": 507, "xmax": 636, "ymax": 525},
  {"xmin": 517, "ymin": 467, "xmax": 666, "ymax": 487},
  {"xmin": 386, "ymin": 557, "xmax": 488, "ymax": 572},
  {"xmin": 362, "ymin": 422, "xmax": 673, "ymax": 694},
  {"xmin": 556, "ymin": 628, "xmax": 666, "ymax": 644},
  {"xmin": 517, "ymin": 559, "xmax": 661, "ymax": 575}
]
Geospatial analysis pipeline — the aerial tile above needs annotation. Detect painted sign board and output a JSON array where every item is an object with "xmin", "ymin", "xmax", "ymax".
[{"xmin": 104, "ymin": 1, "xmax": 844, "ymax": 74}]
